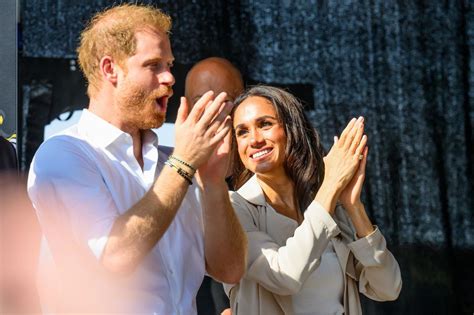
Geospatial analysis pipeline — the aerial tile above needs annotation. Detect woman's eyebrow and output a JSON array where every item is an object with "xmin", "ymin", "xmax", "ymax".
[{"xmin": 234, "ymin": 115, "xmax": 278, "ymax": 129}]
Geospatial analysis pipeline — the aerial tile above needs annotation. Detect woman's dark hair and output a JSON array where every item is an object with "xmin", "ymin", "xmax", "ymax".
[{"xmin": 231, "ymin": 85, "xmax": 325, "ymax": 212}]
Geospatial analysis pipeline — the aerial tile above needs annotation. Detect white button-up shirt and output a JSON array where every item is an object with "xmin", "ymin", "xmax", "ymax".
[{"xmin": 28, "ymin": 109, "xmax": 205, "ymax": 314}]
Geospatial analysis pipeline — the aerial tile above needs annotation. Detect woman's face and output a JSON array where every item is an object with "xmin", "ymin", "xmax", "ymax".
[{"xmin": 233, "ymin": 96, "xmax": 287, "ymax": 176}]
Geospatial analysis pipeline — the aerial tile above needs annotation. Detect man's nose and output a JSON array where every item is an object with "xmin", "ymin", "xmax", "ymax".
[{"xmin": 159, "ymin": 70, "xmax": 175, "ymax": 87}]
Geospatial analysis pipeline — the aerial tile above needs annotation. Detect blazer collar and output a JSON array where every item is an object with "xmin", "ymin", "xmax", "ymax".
[{"xmin": 237, "ymin": 174, "xmax": 267, "ymax": 206}]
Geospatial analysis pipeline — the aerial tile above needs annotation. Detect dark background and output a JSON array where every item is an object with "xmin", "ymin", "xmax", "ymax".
[
  {"xmin": 6, "ymin": 0, "xmax": 474, "ymax": 314},
  {"xmin": 0, "ymin": 0, "xmax": 17, "ymax": 139}
]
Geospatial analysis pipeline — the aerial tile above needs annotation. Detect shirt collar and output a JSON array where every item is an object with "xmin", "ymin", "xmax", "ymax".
[
  {"xmin": 78, "ymin": 109, "xmax": 158, "ymax": 149},
  {"xmin": 237, "ymin": 174, "xmax": 267, "ymax": 206}
]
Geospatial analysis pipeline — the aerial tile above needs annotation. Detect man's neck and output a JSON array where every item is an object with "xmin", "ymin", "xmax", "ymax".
[
  {"xmin": 132, "ymin": 131, "xmax": 144, "ymax": 170},
  {"xmin": 88, "ymin": 97, "xmax": 144, "ymax": 169},
  {"xmin": 89, "ymin": 97, "xmax": 122, "ymax": 128}
]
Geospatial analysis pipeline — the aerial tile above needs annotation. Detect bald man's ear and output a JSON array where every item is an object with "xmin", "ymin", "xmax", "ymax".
[{"xmin": 99, "ymin": 55, "xmax": 120, "ymax": 84}]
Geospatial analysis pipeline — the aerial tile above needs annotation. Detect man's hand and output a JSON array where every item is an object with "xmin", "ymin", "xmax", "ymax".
[
  {"xmin": 101, "ymin": 91, "xmax": 233, "ymax": 275},
  {"xmin": 195, "ymin": 131, "xmax": 232, "ymax": 188},
  {"xmin": 173, "ymin": 92, "xmax": 233, "ymax": 170}
]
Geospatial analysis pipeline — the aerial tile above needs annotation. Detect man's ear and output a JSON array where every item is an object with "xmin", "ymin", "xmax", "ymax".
[{"xmin": 99, "ymin": 55, "xmax": 120, "ymax": 84}]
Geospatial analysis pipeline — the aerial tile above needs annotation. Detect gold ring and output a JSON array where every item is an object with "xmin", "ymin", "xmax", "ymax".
[{"xmin": 358, "ymin": 154, "xmax": 364, "ymax": 160}]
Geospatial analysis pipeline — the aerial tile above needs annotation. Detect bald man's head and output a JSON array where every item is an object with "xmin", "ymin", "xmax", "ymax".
[{"xmin": 185, "ymin": 57, "xmax": 244, "ymax": 106}]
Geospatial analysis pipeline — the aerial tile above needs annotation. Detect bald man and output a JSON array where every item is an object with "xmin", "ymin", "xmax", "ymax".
[
  {"xmin": 185, "ymin": 57, "xmax": 244, "ymax": 315},
  {"xmin": 185, "ymin": 57, "xmax": 244, "ymax": 107}
]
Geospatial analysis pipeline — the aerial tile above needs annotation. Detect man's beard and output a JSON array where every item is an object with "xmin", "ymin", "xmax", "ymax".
[{"xmin": 116, "ymin": 80, "xmax": 170, "ymax": 130}]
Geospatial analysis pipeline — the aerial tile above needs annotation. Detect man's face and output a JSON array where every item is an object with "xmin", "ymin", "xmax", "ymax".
[
  {"xmin": 115, "ymin": 28, "xmax": 175, "ymax": 130},
  {"xmin": 185, "ymin": 67, "xmax": 243, "ymax": 106}
]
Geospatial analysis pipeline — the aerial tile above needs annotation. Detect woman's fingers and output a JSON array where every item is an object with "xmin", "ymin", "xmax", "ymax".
[
  {"xmin": 343, "ymin": 117, "xmax": 363, "ymax": 150},
  {"xmin": 361, "ymin": 146, "xmax": 368, "ymax": 171},
  {"xmin": 349, "ymin": 119, "xmax": 365, "ymax": 153},
  {"xmin": 354, "ymin": 134, "xmax": 367, "ymax": 158},
  {"xmin": 339, "ymin": 117, "xmax": 364, "ymax": 150},
  {"xmin": 338, "ymin": 117, "xmax": 357, "ymax": 145},
  {"xmin": 357, "ymin": 146, "xmax": 368, "ymax": 179}
]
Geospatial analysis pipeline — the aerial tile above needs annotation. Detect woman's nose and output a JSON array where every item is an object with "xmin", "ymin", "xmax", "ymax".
[{"xmin": 250, "ymin": 130, "xmax": 264, "ymax": 147}]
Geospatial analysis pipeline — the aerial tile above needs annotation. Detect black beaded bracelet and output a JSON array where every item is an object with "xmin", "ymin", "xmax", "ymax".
[
  {"xmin": 169, "ymin": 155, "xmax": 196, "ymax": 172},
  {"xmin": 165, "ymin": 160, "xmax": 193, "ymax": 185}
]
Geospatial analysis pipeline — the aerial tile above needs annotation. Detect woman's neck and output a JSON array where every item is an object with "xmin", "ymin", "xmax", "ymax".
[{"xmin": 256, "ymin": 172, "xmax": 302, "ymax": 223}]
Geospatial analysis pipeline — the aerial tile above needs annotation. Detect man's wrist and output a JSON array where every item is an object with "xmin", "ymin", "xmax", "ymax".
[
  {"xmin": 197, "ymin": 176, "xmax": 227, "ymax": 190},
  {"xmin": 165, "ymin": 160, "xmax": 194, "ymax": 185},
  {"xmin": 169, "ymin": 155, "xmax": 196, "ymax": 172}
]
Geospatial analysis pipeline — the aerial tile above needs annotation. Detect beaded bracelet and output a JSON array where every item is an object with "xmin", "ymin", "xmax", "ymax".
[
  {"xmin": 165, "ymin": 160, "xmax": 193, "ymax": 185},
  {"xmin": 169, "ymin": 155, "xmax": 196, "ymax": 172}
]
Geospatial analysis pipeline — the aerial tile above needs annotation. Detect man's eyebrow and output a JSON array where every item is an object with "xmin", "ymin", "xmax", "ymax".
[
  {"xmin": 142, "ymin": 57, "xmax": 160, "ymax": 65},
  {"xmin": 142, "ymin": 57, "xmax": 175, "ymax": 66}
]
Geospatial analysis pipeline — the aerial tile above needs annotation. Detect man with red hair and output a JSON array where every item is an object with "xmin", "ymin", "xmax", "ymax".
[{"xmin": 28, "ymin": 4, "xmax": 246, "ymax": 314}]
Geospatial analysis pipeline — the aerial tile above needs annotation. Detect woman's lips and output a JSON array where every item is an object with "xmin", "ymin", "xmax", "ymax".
[{"xmin": 250, "ymin": 148, "xmax": 273, "ymax": 160}]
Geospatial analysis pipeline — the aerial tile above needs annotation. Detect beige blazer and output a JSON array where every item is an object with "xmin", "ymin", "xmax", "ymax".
[{"xmin": 224, "ymin": 175, "xmax": 402, "ymax": 315}]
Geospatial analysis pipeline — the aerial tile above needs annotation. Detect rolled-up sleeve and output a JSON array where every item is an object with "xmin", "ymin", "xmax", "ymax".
[{"xmin": 347, "ymin": 227, "xmax": 402, "ymax": 301}]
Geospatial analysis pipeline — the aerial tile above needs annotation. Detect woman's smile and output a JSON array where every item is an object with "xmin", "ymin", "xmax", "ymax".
[
  {"xmin": 249, "ymin": 148, "xmax": 273, "ymax": 160},
  {"xmin": 233, "ymin": 96, "xmax": 287, "ymax": 175}
]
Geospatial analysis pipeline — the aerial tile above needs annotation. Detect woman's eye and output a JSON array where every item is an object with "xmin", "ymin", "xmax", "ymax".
[
  {"xmin": 235, "ymin": 129, "xmax": 248, "ymax": 137},
  {"xmin": 261, "ymin": 121, "xmax": 273, "ymax": 128}
]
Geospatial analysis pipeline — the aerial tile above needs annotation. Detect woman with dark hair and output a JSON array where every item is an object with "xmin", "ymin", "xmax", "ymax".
[{"xmin": 225, "ymin": 86, "xmax": 401, "ymax": 315}]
